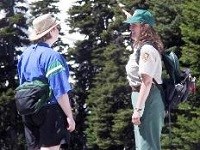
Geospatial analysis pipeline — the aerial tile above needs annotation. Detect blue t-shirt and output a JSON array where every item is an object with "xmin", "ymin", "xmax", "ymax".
[{"xmin": 17, "ymin": 42, "xmax": 71, "ymax": 104}]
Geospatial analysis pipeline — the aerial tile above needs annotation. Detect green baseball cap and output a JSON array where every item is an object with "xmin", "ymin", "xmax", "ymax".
[{"xmin": 124, "ymin": 9, "xmax": 155, "ymax": 26}]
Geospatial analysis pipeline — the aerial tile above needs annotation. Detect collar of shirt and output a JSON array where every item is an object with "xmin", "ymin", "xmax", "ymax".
[{"xmin": 37, "ymin": 42, "xmax": 51, "ymax": 48}]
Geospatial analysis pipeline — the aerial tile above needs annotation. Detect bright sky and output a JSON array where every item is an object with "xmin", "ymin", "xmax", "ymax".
[
  {"xmin": 59, "ymin": 0, "xmax": 76, "ymax": 12},
  {"xmin": 0, "ymin": 0, "xmax": 84, "ymax": 46},
  {"xmin": 57, "ymin": 0, "xmax": 84, "ymax": 46},
  {"xmin": 42, "ymin": 0, "xmax": 84, "ymax": 46},
  {"xmin": 0, "ymin": 10, "xmax": 6, "ymax": 19}
]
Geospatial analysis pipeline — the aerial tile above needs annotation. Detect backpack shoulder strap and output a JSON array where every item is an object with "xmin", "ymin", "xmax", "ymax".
[{"xmin": 162, "ymin": 51, "xmax": 181, "ymax": 83}]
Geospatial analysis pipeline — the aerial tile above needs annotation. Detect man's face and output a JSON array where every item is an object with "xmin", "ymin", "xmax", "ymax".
[{"xmin": 129, "ymin": 23, "xmax": 141, "ymax": 41}]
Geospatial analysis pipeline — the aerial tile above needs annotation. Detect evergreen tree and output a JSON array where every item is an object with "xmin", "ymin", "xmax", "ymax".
[
  {"xmin": 0, "ymin": 0, "xmax": 29, "ymax": 148},
  {"xmin": 0, "ymin": 89, "xmax": 24, "ymax": 149},
  {"xmin": 152, "ymin": 0, "xmax": 200, "ymax": 149},
  {"xmin": 180, "ymin": 0, "xmax": 200, "ymax": 79},
  {"xmin": 30, "ymin": 0, "xmax": 60, "ymax": 17},
  {"xmin": 168, "ymin": 0, "xmax": 200, "ymax": 149},
  {"xmin": 164, "ymin": 102, "xmax": 200, "ymax": 150},
  {"xmin": 149, "ymin": 0, "xmax": 183, "ymax": 51},
  {"xmin": 67, "ymin": 0, "xmax": 133, "ymax": 149},
  {"xmin": 86, "ymin": 43, "xmax": 133, "ymax": 149},
  {"xmin": 0, "ymin": 0, "xmax": 29, "ymax": 89}
]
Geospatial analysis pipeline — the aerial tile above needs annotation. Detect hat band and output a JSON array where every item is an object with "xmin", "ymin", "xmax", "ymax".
[{"xmin": 35, "ymin": 19, "xmax": 57, "ymax": 35}]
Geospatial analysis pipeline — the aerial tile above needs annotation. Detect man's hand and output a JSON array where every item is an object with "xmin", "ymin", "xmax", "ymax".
[{"xmin": 67, "ymin": 117, "xmax": 75, "ymax": 132}]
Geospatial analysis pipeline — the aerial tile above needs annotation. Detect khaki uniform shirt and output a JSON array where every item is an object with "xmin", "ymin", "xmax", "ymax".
[{"xmin": 126, "ymin": 44, "xmax": 162, "ymax": 87}]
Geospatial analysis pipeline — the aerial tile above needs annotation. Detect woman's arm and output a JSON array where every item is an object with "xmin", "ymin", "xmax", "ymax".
[{"xmin": 132, "ymin": 74, "xmax": 153, "ymax": 125}]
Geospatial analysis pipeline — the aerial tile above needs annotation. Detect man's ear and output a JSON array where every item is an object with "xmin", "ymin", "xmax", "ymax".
[{"xmin": 50, "ymin": 27, "xmax": 56, "ymax": 32}]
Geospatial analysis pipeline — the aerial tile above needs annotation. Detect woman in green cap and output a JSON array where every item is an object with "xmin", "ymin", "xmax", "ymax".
[{"xmin": 124, "ymin": 9, "xmax": 165, "ymax": 150}]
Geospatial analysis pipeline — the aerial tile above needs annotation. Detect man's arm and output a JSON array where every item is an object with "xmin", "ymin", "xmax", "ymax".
[{"xmin": 58, "ymin": 93, "xmax": 75, "ymax": 132}]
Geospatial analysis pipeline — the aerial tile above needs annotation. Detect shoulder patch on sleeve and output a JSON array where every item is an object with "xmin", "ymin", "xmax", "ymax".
[{"xmin": 141, "ymin": 52, "xmax": 150, "ymax": 62}]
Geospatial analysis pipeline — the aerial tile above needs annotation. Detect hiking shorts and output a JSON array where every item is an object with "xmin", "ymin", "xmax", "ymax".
[
  {"xmin": 22, "ymin": 103, "xmax": 70, "ymax": 149},
  {"xmin": 131, "ymin": 84, "xmax": 165, "ymax": 150}
]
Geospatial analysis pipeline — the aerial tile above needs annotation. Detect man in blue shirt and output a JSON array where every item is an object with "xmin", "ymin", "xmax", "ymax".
[{"xmin": 17, "ymin": 14, "xmax": 75, "ymax": 150}]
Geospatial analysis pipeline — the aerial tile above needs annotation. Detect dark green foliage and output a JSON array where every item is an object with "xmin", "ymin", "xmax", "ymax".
[
  {"xmin": 111, "ymin": 108, "xmax": 134, "ymax": 149},
  {"xmin": 171, "ymin": 102, "xmax": 200, "ymax": 150},
  {"xmin": 0, "ymin": 0, "xmax": 199, "ymax": 149},
  {"xmin": 0, "ymin": 89, "xmax": 25, "ymax": 149},
  {"xmin": 0, "ymin": 0, "xmax": 29, "ymax": 149},
  {"xmin": 149, "ymin": 0, "xmax": 183, "ymax": 51},
  {"xmin": 86, "ymin": 44, "xmax": 132, "ymax": 149},
  {"xmin": 67, "ymin": 0, "xmax": 133, "ymax": 149},
  {"xmin": 168, "ymin": 1, "xmax": 200, "ymax": 149},
  {"xmin": 30, "ymin": 0, "xmax": 60, "ymax": 17},
  {"xmin": 0, "ymin": 0, "xmax": 29, "ymax": 89},
  {"xmin": 147, "ymin": 0, "xmax": 200, "ymax": 149},
  {"xmin": 180, "ymin": 0, "xmax": 200, "ymax": 77},
  {"xmin": 161, "ymin": 98, "xmax": 200, "ymax": 150}
]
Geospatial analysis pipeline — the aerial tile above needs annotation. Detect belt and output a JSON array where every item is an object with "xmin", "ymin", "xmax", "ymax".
[{"xmin": 131, "ymin": 86, "xmax": 140, "ymax": 92}]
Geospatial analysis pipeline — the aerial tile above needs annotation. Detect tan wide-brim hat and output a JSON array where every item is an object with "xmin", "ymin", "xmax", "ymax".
[{"xmin": 29, "ymin": 14, "xmax": 60, "ymax": 41}]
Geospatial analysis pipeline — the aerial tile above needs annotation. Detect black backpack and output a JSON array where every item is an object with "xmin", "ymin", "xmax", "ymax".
[
  {"xmin": 136, "ymin": 44, "xmax": 196, "ymax": 111},
  {"xmin": 15, "ymin": 80, "xmax": 51, "ymax": 115},
  {"xmin": 157, "ymin": 51, "xmax": 196, "ymax": 110}
]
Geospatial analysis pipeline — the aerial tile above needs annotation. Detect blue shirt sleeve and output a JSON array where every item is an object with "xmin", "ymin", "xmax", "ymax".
[{"xmin": 43, "ymin": 51, "xmax": 71, "ymax": 101}]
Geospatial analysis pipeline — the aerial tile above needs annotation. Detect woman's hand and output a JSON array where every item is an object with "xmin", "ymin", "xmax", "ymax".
[{"xmin": 132, "ymin": 111, "xmax": 141, "ymax": 125}]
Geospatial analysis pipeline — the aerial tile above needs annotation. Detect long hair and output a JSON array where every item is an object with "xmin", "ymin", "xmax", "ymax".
[{"xmin": 134, "ymin": 23, "xmax": 164, "ymax": 54}]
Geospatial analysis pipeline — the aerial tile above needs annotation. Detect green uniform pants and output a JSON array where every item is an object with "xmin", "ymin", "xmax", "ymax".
[{"xmin": 131, "ymin": 85, "xmax": 165, "ymax": 150}]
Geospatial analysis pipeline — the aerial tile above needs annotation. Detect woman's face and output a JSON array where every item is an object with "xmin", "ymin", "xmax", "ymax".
[{"xmin": 129, "ymin": 23, "xmax": 141, "ymax": 41}]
